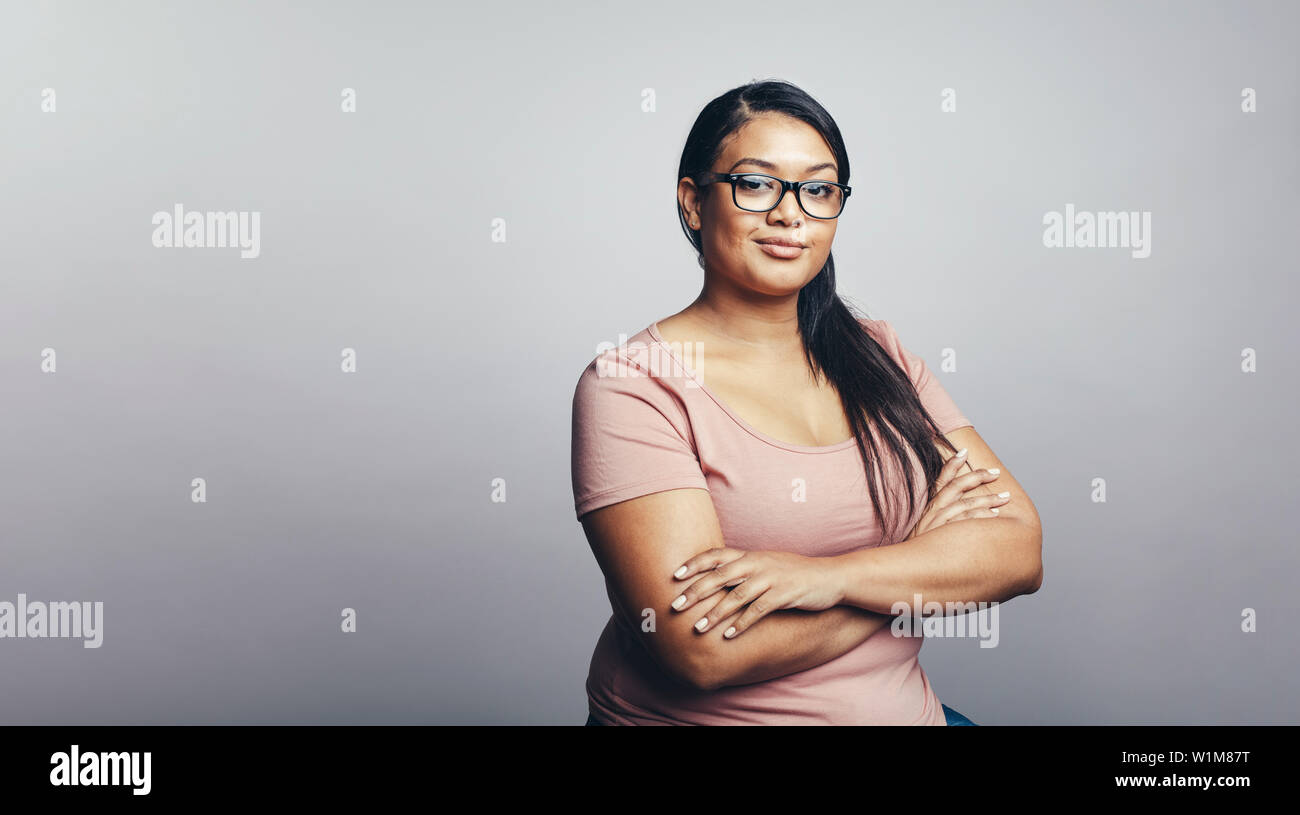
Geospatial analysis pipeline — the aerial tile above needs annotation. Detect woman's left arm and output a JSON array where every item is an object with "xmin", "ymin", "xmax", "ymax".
[
  {"xmin": 833, "ymin": 426, "xmax": 1042, "ymax": 613},
  {"xmin": 674, "ymin": 427, "xmax": 1043, "ymax": 636}
]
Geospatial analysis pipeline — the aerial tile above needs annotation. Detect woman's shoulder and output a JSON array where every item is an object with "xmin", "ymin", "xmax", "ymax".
[
  {"xmin": 853, "ymin": 315, "xmax": 901, "ymax": 352},
  {"xmin": 855, "ymin": 314, "xmax": 891, "ymax": 335},
  {"xmin": 574, "ymin": 324, "xmax": 656, "ymax": 382},
  {"xmin": 571, "ymin": 321, "xmax": 693, "ymax": 405}
]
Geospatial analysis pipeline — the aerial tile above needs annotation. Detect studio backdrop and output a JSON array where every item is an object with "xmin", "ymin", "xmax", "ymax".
[{"xmin": 0, "ymin": 0, "xmax": 1296, "ymax": 724}]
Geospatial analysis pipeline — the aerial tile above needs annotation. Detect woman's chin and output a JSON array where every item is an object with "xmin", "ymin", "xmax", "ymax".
[{"xmin": 744, "ymin": 267, "xmax": 819, "ymax": 296}]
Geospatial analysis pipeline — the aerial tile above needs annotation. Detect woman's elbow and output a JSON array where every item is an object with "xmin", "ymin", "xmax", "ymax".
[
  {"xmin": 660, "ymin": 638, "xmax": 731, "ymax": 692},
  {"xmin": 684, "ymin": 667, "xmax": 726, "ymax": 693},
  {"xmin": 1019, "ymin": 527, "xmax": 1044, "ymax": 595},
  {"xmin": 1023, "ymin": 561, "xmax": 1044, "ymax": 594}
]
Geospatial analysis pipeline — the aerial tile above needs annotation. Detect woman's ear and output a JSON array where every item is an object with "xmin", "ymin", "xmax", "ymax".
[{"xmin": 679, "ymin": 177, "xmax": 705, "ymax": 229}]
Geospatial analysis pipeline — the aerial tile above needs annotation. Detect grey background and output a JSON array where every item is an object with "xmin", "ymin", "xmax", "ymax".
[{"xmin": 1, "ymin": 0, "xmax": 1296, "ymax": 724}]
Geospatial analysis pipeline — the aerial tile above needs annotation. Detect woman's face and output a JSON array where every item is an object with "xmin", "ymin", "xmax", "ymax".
[{"xmin": 681, "ymin": 112, "xmax": 841, "ymax": 299}]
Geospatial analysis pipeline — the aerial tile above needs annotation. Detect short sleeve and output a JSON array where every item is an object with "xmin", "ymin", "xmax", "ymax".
[
  {"xmin": 865, "ymin": 319, "xmax": 972, "ymax": 436},
  {"xmin": 571, "ymin": 353, "xmax": 710, "ymax": 522}
]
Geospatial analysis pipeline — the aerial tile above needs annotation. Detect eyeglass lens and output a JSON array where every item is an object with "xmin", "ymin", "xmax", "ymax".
[{"xmin": 733, "ymin": 174, "xmax": 844, "ymax": 218}]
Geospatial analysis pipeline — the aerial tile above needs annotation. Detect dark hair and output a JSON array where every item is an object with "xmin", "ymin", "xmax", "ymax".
[{"xmin": 676, "ymin": 78, "xmax": 960, "ymax": 545}]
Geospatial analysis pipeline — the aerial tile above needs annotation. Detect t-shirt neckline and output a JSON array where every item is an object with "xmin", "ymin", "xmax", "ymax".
[{"xmin": 646, "ymin": 321, "xmax": 860, "ymax": 455}]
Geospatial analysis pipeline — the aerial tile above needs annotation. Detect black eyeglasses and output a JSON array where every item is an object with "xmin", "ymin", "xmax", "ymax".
[{"xmin": 694, "ymin": 171, "xmax": 851, "ymax": 220}]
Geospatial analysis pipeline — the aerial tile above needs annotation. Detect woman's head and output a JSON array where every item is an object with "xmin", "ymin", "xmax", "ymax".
[
  {"xmin": 676, "ymin": 81, "xmax": 851, "ymax": 300},
  {"xmin": 673, "ymin": 79, "xmax": 960, "ymax": 546}
]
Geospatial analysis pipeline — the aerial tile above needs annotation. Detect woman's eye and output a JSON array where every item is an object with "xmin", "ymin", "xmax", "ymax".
[
  {"xmin": 738, "ymin": 176, "xmax": 773, "ymax": 191},
  {"xmin": 804, "ymin": 183, "xmax": 832, "ymax": 198}
]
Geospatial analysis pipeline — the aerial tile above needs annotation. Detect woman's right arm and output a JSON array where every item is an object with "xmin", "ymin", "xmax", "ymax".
[{"xmin": 581, "ymin": 486, "xmax": 893, "ymax": 692}]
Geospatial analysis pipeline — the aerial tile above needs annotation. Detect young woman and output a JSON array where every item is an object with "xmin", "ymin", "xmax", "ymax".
[{"xmin": 571, "ymin": 79, "xmax": 1042, "ymax": 725}]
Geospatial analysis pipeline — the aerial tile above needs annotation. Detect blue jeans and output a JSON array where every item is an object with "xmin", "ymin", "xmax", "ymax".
[
  {"xmin": 585, "ymin": 705, "xmax": 978, "ymax": 726},
  {"xmin": 942, "ymin": 703, "xmax": 978, "ymax": 726}
]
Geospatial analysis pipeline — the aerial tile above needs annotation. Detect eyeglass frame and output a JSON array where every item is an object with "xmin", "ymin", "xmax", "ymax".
[{"xmin": 693, "ymin": 171, "xmax": 852, "ymax": 220}]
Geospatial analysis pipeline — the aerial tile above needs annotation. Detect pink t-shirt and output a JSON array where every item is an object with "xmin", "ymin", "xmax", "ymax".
[{"xmin": 570, "ymin": 317, "xmax": 972, "ymax": 725}]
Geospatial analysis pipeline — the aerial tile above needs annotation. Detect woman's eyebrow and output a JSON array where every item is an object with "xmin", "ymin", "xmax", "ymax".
[{"xmin": 728, "ymin": 157, "xmax": 838, "ymax": 175}]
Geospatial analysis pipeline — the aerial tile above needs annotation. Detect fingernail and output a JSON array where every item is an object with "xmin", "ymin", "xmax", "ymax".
[
  {"xmin": 672, "ymin": 595, "xmax": 686, "ymax": 610},
  {"xmin": 724, "ymin": 627, "xmax": 737, "ymax": 638},
  {"xmin": 998, "ymin": 491, "xmax": 1010, "ymax": 498},
  {"xmin": 694, "ymin": 618, "xmax": 708, "ymax": 631},
  {"xmin": 988, "ymin": 468, "xmax": 1000, "ymax": 475},
  {"xmin": 956, "ymin": 448, "xmax": 967, "ymax": 458},
  {"xmin": 673, "ymin": 566, "xmax": 687, "ymax": 578}
]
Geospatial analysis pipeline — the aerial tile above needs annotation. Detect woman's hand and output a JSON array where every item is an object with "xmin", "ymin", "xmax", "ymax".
[
  {"xmin": 669, "ymin": 549, "xmax": 844, "ymax": 640},
  {"xmin": 904, "ymin": 447, "xmax": 1010, "ymax": 541}
]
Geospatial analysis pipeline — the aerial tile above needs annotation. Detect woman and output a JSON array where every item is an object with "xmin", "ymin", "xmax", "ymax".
[{"xmin": 570, "ymin": 79, "xmax": 1042, "ymax": 725}]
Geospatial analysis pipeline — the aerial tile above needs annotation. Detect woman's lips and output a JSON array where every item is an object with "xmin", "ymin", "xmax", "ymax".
[{"xmin": 755, "ymin": 241, "xmax": 805, "ymax": 259}]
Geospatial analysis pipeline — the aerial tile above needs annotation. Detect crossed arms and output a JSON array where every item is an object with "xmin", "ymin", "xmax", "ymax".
[{"xmin": 578, "ymin": 426, "xmax": 1043, "ymax": 692}]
